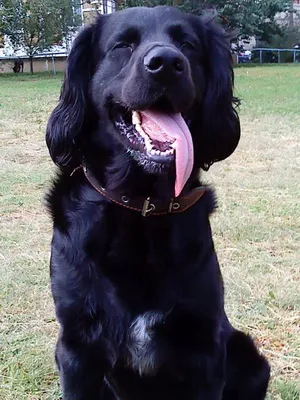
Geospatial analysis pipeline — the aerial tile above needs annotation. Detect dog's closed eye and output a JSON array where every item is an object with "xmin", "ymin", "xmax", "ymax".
[{"xmin": 113, "ymin": 42, "xmax": 133, "ymax": 51}]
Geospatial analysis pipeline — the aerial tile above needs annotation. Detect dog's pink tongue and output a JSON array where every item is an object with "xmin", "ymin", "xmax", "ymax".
[{"xmin": 140, "ymin": 110, "xmax": 194, "ymax": 197}]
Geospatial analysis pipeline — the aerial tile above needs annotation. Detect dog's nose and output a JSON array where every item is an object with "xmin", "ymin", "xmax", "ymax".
[{"xmin": 144, "ymin": 47, "xmax": 185, "ymax": 79}]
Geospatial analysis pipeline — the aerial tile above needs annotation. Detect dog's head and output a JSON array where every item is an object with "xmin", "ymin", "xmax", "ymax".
[{"xmin": 46, "ymin": 6, "xmax": 240, "ymax": 196}]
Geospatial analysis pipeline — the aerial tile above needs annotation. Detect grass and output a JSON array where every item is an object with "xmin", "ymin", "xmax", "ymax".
[{"xmin": 0, "ymin": 66, "xmax": 299, "ymax": 399}]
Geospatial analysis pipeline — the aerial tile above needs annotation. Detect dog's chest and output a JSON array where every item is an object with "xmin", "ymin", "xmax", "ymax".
[
  {"xmin": 126, "ymin": 311, "xmax": 165, "ymax": 376},
  {"xmin": 91, "ymin": 210, "xmax": 211, "ymax": 374}
]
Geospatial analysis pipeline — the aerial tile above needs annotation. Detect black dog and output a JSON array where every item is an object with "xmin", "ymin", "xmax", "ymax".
[
  {"xmin": 12, "ymin": 58, "xmax": 24, "ymax": 73},
  {"xmin": 46, "ymin": 6, "xmax": 270, "ymax": 400}
]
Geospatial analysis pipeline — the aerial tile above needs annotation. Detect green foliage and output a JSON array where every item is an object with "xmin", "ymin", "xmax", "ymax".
[
  {"xmin": 117, "ymin": 1, "xmax": 203, "ymax": 14},
  {"xmin": 208, "ymin": 0, "xmax": 290, "ymax": 42},
  {"xmin": 263, "ymin": 26, "xmax": 300, "ymax": 49},
  {"xmin": 0, "ymin": 0, "xmax": 81, "ymax": 71},
  {"xmin": 256, "ymin": 25, "xmax": 300, "ymax": 62},
  {"xmin": 118, "ymin": 0, "xmax": 170, "ymax": 6},
  {"xmin": 117, "ymin": 0, "xmax": 290, "ymax": 42}
]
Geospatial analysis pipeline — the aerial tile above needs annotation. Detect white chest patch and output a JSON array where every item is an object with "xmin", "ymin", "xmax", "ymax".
[{"xmin": 127, "ymin": 311, "xmax": 164, "ymax": 376}]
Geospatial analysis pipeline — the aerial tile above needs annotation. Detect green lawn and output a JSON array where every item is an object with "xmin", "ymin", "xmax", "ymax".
[{"xmin": 0, "ymin": 67, "xmax": 300, "ymax": 399}]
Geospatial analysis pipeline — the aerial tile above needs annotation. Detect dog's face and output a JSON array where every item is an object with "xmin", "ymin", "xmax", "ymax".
[
  {"xmin": 94, "ymin": 7, "xmax": 201, "ymax": 114},
  {"xmin": 46, "ymin": 6, "xmax": 240, "ymax": 195}
]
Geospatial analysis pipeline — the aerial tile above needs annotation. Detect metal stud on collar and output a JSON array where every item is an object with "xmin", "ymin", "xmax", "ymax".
[
  {"xmin": 172, "ymin": 202, "xmax": 180, "ymax": 210},
  {"xmin": 121, "ymin": 196, "xmax": 129, "ymax": 203}
]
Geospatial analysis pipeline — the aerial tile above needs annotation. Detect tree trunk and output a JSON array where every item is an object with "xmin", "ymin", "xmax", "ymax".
[
  {"xmin": 115, "ymin": 0, "xmax": 124, "ymax": 9},
  {"xmin": 288, "ymin": 0, "xmax": 294, "ymax": 28},
  {"xmin": 29, "ymin": 56, "xmax": 34, "ymax": 74}
]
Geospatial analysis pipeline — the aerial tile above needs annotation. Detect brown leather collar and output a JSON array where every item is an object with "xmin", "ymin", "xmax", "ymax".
[{"xmin": 81, "ymin": 165, "xmax": 205, "ymax": 217}]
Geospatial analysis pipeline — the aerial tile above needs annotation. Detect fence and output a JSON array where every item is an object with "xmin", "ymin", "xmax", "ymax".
[
  {"xmin": 238, "ymin": 48, "xmax": 300, "ymax": 64},
  {"xmin": 2, "ymin": 47, "xmax": 300, "ymax": 74},
  {"xmin": 0, "ymin": 52, "xmax": 68, "ymax": 74}
]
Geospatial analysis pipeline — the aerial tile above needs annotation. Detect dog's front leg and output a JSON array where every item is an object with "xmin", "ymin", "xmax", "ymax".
[
  {"xmin": 55, "ymin": 331, "xmax": 117, "ymax": 400},
  {"xmin": 155, "ymin": 312, "xmax": 226, "ymax": 400},
  {"xmin": 53, "ymin": 298, "xmax": 123, "ymax": 400},
  {"xmin": 49, "ymin": 226, "xmax": 127, "ymax": 399},
  {"xmin": 173, "ymin": 347, "xmax": 226, "ymax": 400}
]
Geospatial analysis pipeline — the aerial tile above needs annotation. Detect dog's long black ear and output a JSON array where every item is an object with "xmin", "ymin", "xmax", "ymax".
[
  {"xmin": 192, "ymin": 17, "xmax": 240, "ymax": 170},
  {"xmin": 46, "ymin": 23, "xmax": 99, "ymax": 168}
]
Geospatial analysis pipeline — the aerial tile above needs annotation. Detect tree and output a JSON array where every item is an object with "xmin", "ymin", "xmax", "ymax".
[
  {"xmin": 116, "ymin": 0, "xmax": 201, "ymax": 11},
  {"xmin": 0, "ymin": 0, "xmax": 82, "ymax": 73},
  {"xmin": 206, "ymin": 1, "xmax": 291, "ymax": 42},
  {"xmin": 117, "ymin": 0, "xmax": 291, "ymax": 43},
  {"xmin": 261, "ymin": 25, "xmax": 300, "ymax": 48}
]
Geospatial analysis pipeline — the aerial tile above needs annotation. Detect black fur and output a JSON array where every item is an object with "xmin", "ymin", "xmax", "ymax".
[{"xmin": 45, "ymin": 6, "xmax": 270, "ymax": 400}]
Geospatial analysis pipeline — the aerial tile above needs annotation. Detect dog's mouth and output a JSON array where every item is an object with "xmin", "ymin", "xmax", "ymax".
[
  {"xmin": 115, "ymin": 108, "xmax": 175, "ymax": 160},
  {"xmin": 111, "ymin": 105, "xmax": 194, "ymax": 197}
]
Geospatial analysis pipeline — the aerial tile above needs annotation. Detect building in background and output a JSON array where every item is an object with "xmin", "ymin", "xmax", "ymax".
[
  {"xmin": 238, "ymin": 1, "xmax": 300, "ymax": 51},
  {"xmin": 276, "ymin": 0, "xmax": 300, "ymax": 27},
  {"xmin": 0, "ymin": 1, "xmax": 116, "ymax": 58},
  {"xmin": 82, "ymin": 0, "xmax": 116, "ymax": 24}
]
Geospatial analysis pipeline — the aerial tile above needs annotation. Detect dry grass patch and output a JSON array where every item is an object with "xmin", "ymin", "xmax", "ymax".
[
  {"xmin": 205, "ymin": 66, "xmax": 300, "ymax": 399},
  {"xmin": 0, "ymin": 67, "xmax": 299, "ymax": 399}
]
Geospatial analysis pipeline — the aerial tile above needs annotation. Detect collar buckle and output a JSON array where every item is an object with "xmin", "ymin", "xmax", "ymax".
[{"xmin": 142, "ymin": 197, "xmax": 155, "ymax": 217}]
